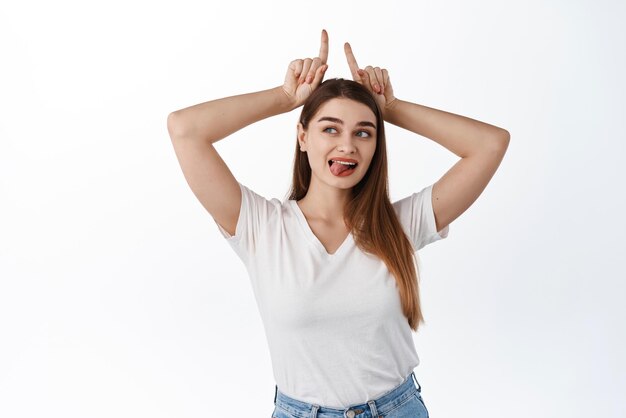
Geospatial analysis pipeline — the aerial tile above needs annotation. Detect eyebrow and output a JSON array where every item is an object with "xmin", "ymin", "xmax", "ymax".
[{"xmin": 317, "ymin": 116, "xmax": 376, "ymax": 130}]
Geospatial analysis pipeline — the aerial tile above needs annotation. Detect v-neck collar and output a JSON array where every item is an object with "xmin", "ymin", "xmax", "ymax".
[{"xmin": 288, "ymin": 200, "xmax": 353, "ymax": 257}]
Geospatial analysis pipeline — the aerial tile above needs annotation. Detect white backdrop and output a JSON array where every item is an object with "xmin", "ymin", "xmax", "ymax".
[{"xmin": 1, "ymin": 0, "xmax": 625, "ymax": 417}]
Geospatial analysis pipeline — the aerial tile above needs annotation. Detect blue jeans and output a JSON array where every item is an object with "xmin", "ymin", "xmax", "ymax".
[{"xmin": 272, "ymin": 371, "xmax": 429, "ymax": 418}]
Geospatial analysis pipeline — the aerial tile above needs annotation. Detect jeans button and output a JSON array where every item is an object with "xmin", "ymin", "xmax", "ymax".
[{"xmin": 346, "ymin": 410, "xmax": 355, "ymax": 418}]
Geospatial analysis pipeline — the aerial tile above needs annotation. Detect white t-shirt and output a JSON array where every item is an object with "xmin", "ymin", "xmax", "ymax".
[{"xmin": 214, "ymin": 182, "xmax": 449, "ymax": 408}]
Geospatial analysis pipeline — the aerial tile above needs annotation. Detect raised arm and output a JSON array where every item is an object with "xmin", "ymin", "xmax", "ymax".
[
  {"xmin": 344, "ymin": 42, "xmax": 510, "ymax": 234},
  {"xmin": 167, "ymin": 30, "xmax": 329, "ymax": 236}
]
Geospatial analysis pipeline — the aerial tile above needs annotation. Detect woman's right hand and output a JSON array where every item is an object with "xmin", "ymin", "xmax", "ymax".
[{"xmin": 282, "ymin": 29, "xmax": 329, "ymax": 109}]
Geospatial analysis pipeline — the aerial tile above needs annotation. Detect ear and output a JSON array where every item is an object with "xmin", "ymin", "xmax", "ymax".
[{"xmin": 297, "ymin": 123, "xmax": 307, "ymax": 151}]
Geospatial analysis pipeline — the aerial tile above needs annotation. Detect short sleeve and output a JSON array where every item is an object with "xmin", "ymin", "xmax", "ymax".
[
  {"xmin": 213, "ymin": 182, "xmax": 278, "ymax": 264},
  {"xmin": 392, "ymin": 183, "xmax": 450, "ymax": 251}
]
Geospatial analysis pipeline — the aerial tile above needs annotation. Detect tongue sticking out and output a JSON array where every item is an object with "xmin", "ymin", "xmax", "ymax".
[{"xmin": 330, "ymin": 161, "xmax": 353, "ymax": 175}]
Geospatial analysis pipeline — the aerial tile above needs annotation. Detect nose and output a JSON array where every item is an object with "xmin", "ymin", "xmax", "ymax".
[{"xmin": 336, "ymin": 133, "xmax": 357, "ymax": 154}]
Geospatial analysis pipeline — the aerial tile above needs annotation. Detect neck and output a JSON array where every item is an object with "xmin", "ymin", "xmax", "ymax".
[{"xmin": 296, "ymin": 176, "xmax": 352, "ymax": 221}]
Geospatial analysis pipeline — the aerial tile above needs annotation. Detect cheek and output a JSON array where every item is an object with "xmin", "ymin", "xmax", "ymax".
[
  {"xmin": 306, "ymin": 151, "xmax": 326, "ymax": 169},
  {"xmin": 364, "ymin": 150, "xmax": 378, "ymax": 169},
  {"xmin": 308, "ymin": 145, "xmax": 329, "ymax": 162},
  {"xmin": 366, "ymin": 143, "xmax": 377, "ymax": 160}
]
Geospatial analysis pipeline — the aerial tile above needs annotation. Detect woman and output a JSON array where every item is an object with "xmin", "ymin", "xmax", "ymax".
[{"xmin": 167, "ymin": 30, "xmax": 509, "ymax": 418}]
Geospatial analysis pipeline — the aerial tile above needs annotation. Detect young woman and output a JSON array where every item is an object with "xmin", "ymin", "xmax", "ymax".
[{"xmin": 167, "ymin": 30, "xmax": 509, "ymax": 418}]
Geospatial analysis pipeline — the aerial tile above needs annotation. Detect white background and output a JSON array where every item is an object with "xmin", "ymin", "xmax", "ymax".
[{"xmin": 1, "ymin": 0, "xmax": 625, "ymax": 417}]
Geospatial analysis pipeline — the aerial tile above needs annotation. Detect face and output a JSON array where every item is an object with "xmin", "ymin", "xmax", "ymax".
[{"xmin": 298, "ymin": 98, "xmax": 377, "ymax": 190}]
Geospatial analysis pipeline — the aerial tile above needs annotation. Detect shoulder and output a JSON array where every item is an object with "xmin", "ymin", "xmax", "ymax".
[
  {"xmin": 392, "ymin": 184, "xmax": 449, "ymax": 251},
  {"xmin": 392, "ymin": 184, "xmax": 432, "ymax": 215},
  {"xmin": 239, "ymin": 182, "xmax": 283, "ymax": 208}
]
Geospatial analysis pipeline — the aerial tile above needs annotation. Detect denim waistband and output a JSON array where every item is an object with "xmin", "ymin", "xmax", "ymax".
[{"xmin": 273, "ymin": 371, "xmax": 422, "ymax": 418}]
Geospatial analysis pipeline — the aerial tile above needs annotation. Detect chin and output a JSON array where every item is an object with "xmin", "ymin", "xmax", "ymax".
[{"xmin": 328, "ymin": 175, "xmax": 363, "ymax": 189}]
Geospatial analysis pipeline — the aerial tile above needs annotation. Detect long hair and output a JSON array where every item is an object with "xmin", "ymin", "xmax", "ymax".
[{"xmin": 287, "ymin": 78, "xmax": 425, "ymax": 331}]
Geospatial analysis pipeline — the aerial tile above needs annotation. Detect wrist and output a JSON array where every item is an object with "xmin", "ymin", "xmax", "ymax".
[
  {"xmin": 273, "ymin": 86, "xmax": 299, "ymax": 113},
  {"xmin": 383, "ymin": 97, "xmax": 399, "ymax": 120}
]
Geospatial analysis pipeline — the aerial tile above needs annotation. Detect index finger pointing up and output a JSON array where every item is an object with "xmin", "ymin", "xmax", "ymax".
[
  {"xmin": 344, "ymin": 42, "xmax": 360, "ymax": 81},
  {"xmin": 319, "ymin": 29, "xmax": 329, "ymax": 63}
]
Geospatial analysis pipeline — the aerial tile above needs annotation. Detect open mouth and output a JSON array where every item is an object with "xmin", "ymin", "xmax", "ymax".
[{"xmin": 328, "ymin": 159, "xmax": 358, "ymax": 176}]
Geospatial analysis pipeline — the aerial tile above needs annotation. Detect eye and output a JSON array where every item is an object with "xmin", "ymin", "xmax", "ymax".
[
  {"xmin": 323, "ymin": 127, "xmax": 338, "ymax": 134},
  {"xmin": 355, "ymin": 130, "xmax": 372, "ymax": 138}
]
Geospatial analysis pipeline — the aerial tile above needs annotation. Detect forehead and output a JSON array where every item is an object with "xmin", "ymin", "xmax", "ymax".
[{"xmin": 312, "ymin": 98, "xmax": 376, "ymax": 125}]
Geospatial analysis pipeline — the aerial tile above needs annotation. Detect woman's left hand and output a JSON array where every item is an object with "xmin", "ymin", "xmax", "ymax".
[{"xmin": 344, "ymin": 42, "xmax": 397, "ymax": 117}]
